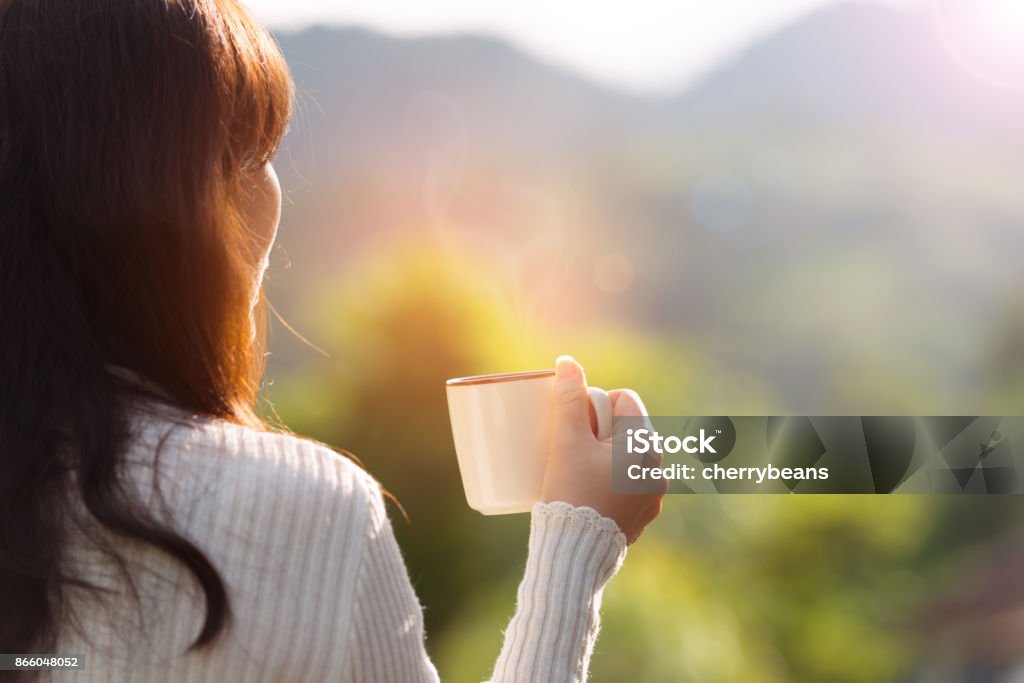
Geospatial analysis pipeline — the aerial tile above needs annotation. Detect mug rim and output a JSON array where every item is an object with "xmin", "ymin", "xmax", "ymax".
[{"xmin": 446, "ymin": 369, "xmax": 555, "ymax": 387}]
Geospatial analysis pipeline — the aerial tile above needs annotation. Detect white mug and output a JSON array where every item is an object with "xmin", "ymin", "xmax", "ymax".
[{"xmin": 446, "ymin": 369, "xmax": 613, "ymax": 515}]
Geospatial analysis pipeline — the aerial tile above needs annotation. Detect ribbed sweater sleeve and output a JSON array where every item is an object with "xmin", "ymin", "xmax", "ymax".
[
  {"xmin": 489, "ymin": 502, "xmax": 627, "ymax": 683},
  {"xmin": 345, "ymin": 471, "xmax": 627, "ymax": 683}
]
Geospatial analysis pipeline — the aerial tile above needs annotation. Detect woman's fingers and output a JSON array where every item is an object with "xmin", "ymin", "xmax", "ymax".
[
  {"xmin": 608, "ymin": 389, "xmax": 654, "ymax": 446},
  {"xmin": 608, "ymin": 389, "xmax": 668, "ymax": 518},
  {"xmin": 551, "ymin": 356, "xmax": 591, "ymax": 439},
  {"xmin": 608, "ymin": 388, "xmax": 647, "ymax": 417}
]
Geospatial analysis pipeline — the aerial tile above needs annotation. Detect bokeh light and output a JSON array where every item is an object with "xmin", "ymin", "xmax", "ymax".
[{"xmin": 934, "ymin": 0, "xmax": 1024, "ymax": 89}]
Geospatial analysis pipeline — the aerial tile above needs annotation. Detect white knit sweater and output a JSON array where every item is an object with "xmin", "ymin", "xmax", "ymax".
[{"xmin": 49, "ymin": 400, "xmax": 627, "ymax": 682}]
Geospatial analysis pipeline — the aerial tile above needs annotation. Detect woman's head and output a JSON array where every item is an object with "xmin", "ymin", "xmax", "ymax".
[
  {"xmin": 0, "ymin": 0, "xmax": 292, "ymax": 418},
  {"xmin": 0, "ymin": 0, "xmax": 292, "ymax": 655}
]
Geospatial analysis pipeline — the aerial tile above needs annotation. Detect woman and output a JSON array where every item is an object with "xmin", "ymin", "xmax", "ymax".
[{"xmin": 0, "ymin": 0, "xmax": 664, "ymax": 681}]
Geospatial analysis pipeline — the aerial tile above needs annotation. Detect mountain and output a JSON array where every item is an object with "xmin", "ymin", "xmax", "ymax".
[
  {"xmin": 672, "ymin": 2, "xmax": 1024, "ymax": 134},
  {"xmin": 275, "ymin": 26, "xmax": 647, "ymax": 174}
]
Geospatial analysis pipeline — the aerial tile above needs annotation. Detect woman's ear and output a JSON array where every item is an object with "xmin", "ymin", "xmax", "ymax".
[{"xmin": 239, "ymin": 161, "xmax": 282, "ymax": 271}]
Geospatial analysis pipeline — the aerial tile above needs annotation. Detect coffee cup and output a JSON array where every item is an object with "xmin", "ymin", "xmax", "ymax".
[{"xmin": 446, "ymin": 369, "xmax": 613, "ymax": 515}]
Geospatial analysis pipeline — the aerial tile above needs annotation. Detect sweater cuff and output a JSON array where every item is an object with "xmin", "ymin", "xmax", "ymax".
[
  {"xmin": 529, "ymin": 501, "xmax": 627, "ymax": 589},
  {"xmin": 490, "ymin": 501, "xmax": 627, "ymax": 683}
]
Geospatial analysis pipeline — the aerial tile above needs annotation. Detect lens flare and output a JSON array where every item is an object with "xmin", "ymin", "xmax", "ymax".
[{"xmin": 933, "ymin": 0, "xmax": 1024, "ymax": 89}]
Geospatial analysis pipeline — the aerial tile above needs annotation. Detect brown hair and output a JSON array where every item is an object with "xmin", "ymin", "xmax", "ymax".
[{"xmin": 0, "ymin": 0, "xmax": 292, "ymax": 657}]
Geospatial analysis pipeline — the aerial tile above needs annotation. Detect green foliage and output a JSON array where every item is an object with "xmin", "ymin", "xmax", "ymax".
[{"xmin": 264, "ymin": 239, "xmax": 1012, "ymax": 682}]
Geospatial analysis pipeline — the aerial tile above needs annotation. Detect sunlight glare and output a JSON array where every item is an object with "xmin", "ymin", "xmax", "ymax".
[{"xmin": 934, "ymin": 0, "xmax": 1024, "ymax": 89}]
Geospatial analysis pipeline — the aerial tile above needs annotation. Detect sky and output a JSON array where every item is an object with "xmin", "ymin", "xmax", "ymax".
[{"xmin": 246, "ymin": 0, "xmax": 924, "ymax": 93}]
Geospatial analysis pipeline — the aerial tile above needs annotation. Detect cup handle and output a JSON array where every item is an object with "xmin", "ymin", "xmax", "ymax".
[{"xmin": 588, "ymin": 386, "xmax": 613, "ymax": 441}]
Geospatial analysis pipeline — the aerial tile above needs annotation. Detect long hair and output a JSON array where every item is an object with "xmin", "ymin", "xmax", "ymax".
[{"xmin": 0, "ymin": 0, "xmax": 293, "ymax": 655}]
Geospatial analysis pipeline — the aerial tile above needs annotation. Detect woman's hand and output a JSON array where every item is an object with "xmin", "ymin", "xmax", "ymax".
[{"xmin": 540, "ymin": 356, "xmax": 667, "ymax": 544}]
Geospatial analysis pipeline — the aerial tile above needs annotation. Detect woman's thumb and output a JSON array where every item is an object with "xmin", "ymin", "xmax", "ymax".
[{"xmin": 551, "ymin": 355, "xmax": 589, "ymax": 435}]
